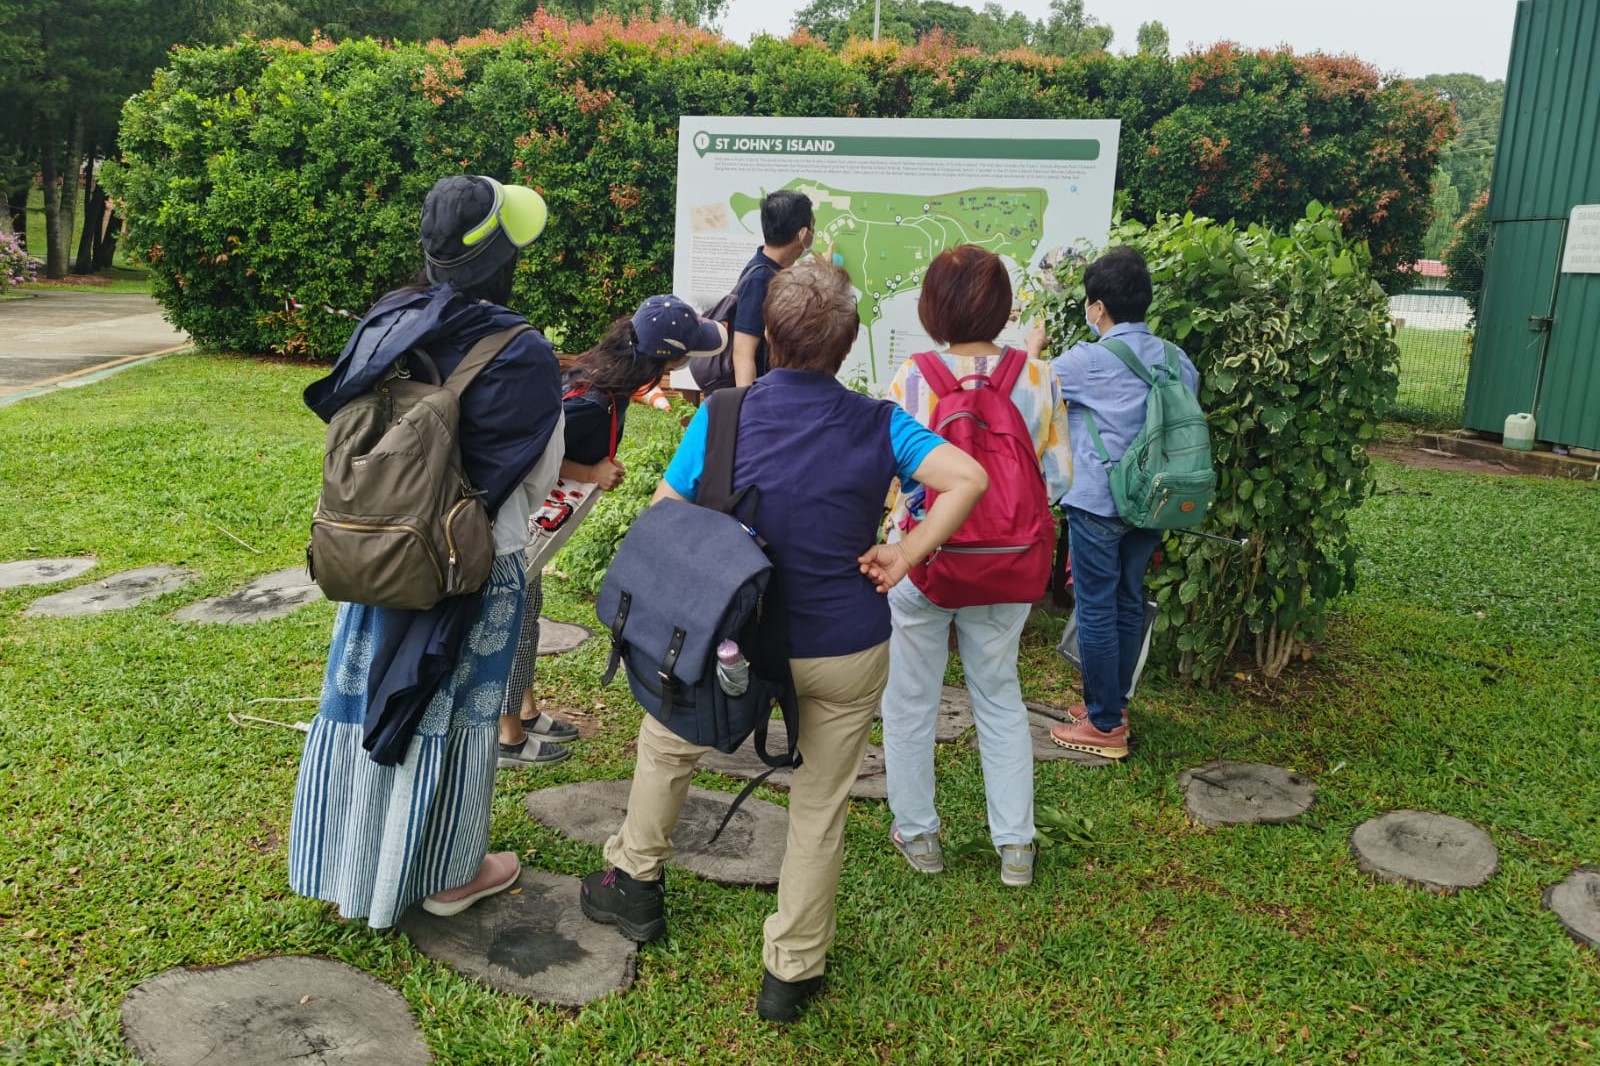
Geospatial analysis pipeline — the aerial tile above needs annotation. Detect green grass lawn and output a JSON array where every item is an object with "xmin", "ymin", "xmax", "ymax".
[
  {"xmin": 1, "ymin": 355, "xmax": 1597, "ymax": 1064},
  {"xmin": 1394, "ymin": 326, "xmax": 1472, "ymax": 427}
]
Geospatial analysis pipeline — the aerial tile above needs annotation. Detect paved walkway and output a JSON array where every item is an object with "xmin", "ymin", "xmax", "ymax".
[{"xmin": 0, "ymin": 291, "xmax": 188, "ymax": 403}]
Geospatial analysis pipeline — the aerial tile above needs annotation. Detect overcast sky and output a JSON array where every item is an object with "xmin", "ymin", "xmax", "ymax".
[{"xmin": 718, "ymin": 0, "xmax": 1520, "ymax": 81}]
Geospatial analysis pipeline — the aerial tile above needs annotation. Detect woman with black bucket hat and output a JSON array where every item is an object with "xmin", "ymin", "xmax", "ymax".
[{"xmin": 290, "ymin": 175, "xmax": 564, "ymax": 926}]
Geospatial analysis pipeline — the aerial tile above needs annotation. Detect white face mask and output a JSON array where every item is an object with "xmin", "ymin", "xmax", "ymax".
[{"xmin": 1085, "ymin": 303, "xmax": 1102, "ymax": 338}]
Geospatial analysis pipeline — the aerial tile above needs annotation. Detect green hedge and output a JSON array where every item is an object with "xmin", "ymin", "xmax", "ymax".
[
  {"xmin": 105, "ymin": 14, "xmax": 1451, "ymax": 356},
  {"xmin": 1038, "ymin": 205, "xmax": 1399, "ymax": 685}
]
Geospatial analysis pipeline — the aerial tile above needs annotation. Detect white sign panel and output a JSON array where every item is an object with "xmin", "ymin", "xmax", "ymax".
[
  {"xmin": 1562, "ymin": 204, "xmax": 1600, "ymax": 274},
  {"xmin": 671, "ymin": 116, "xmax": 1120, "ymax": 389}
]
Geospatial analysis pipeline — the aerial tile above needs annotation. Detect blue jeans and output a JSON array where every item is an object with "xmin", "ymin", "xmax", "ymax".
[
  {"xmin": 1066, "ymin": 506, "xmax": 1161, "ymax": 731},
  {"xmin": 880, "ymin": 581, "xmax": 1035, "ymax": 847}
]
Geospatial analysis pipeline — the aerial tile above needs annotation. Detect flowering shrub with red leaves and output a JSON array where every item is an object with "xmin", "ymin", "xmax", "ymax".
[{"xmin": 106, "ymin": 17, "xmax": 1450, "ymax": 356}]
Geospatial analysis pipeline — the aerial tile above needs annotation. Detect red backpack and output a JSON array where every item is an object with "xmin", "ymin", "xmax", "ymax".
[{"xmin": 904, "ymin": 349, "xmax": 1055, "ymax": 608}]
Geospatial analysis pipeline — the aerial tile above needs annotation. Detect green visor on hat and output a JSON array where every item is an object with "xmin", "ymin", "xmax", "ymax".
[{"xmin": 461, "ymin": 178, "xmax": 548, "ymax": 250}]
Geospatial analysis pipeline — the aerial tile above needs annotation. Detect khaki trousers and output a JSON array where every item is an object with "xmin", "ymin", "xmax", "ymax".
[{"xmin": 603, "ymin": 640, "xmax": 890, "ymax": 982}]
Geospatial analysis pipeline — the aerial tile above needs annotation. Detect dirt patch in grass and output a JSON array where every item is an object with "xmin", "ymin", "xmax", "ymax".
[{"xmin": 1370, "ymin": 442, "xmax": 1525, "ymax": 477}]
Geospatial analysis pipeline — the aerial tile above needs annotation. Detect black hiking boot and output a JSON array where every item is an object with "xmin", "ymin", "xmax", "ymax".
[
  {"xmin": 756, "ymin": 968, "xmax": 824, "ymax": 1023},
  {"xmin": 579, "ymin": 867, "xmax": 666, "ymax": 942}
]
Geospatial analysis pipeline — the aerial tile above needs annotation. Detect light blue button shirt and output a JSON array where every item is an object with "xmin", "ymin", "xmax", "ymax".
[{"xmin": 1050, "ymin": 322, "xmax": 1200, "ymax": 518}]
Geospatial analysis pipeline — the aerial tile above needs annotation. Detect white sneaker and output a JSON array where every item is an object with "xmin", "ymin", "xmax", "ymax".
[{"xmin": 997, "ymin": 843, "xmax": 1035, "ymax": 887}]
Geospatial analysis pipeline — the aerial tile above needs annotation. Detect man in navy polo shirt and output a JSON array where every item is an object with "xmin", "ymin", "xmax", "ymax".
[{"xmin": 728, "ymin": 189, "xmax": 817, "ymax": 387}]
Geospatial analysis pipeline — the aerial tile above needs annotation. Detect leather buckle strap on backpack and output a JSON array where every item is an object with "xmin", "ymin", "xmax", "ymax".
[
  {"xmin": 602, "ymin": 589, "xmax": 632, "ymax": 687},
  {"xmin": 658, "ymin": 628, "xmax": 685, "ymax": 706}
]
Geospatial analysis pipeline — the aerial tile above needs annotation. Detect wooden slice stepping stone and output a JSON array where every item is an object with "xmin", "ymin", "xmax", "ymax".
[
  {"xmin": 1544, "ymin": 866, "xmax": 1600, "ymax": 950},
  {"xmin": 875, "ymin": 685, "xmax": 973, "ymax": 742},
  {"xmin": 173, "ymin": 568, "xmax": 322, "ymax": 623},
  {"xmin": 1349, "ymin": 810, "xmax": 1499, "ymax": 892},
  {"xmin": 396, "ymin": 870, "xmax": 636, "ymax": 1005},
  {"xmin": 700, "ymin": 743, "xmax": 887, "ymax": 799},
  {"xmin": 0, "ymin": 557, "xmax": 96, "ymax": 589},
  {"xmin": 537, "ymin": 619, "xmax": 591, "ymax": 656},
  {"xmin": 526, "ymin": 780, "xmax": 786, "ymax": 886},
  {"xmin": 1178, "ymin": 761, "xmax": 1317, "ymax": 826},
  {"xmin": 121, "ymin": 955, "xmax": 429, "ymax": 1066},
  {"xmin": 23, "ymin": 565, "xmax": 196, "ymax": 617}
]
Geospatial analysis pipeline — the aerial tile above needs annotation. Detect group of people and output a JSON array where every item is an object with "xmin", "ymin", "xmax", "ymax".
[{"xmin": 289, "ymin": 175, "xmax": 1199, "ymax": 1023}]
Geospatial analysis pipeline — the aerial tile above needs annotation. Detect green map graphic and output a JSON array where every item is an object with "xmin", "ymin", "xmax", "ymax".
[{"xmin": 729, "ymin": 178, "xmax": 1047, "ymax": 380}]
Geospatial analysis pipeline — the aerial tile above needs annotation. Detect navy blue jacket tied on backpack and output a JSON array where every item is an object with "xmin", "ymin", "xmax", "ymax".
[{"xmin": 597, "ymin": 389, "xmax": 800, "ymax": 840}]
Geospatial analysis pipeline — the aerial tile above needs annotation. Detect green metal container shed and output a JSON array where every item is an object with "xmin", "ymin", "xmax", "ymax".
[{"xmin": 1463, "ymin": 0, "xmax": 1600, "ymax": 451}]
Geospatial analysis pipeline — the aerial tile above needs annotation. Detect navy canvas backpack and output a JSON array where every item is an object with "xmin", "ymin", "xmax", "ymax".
[{"xmin": 596, "ymin": 388, "xmax": 799, "ymax": 837}]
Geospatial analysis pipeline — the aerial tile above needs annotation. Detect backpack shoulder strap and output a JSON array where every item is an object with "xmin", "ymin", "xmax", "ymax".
[
  {"xmin": 911, "ymin": 351, "xmax": 960, "ymax": 398},
  {"xmin": 443, "ymin": 323, "xmax": 533, "ymax": 399},
  {"xmin": 990, "ymin": 347, "xmax": 1028, "ymax": 394},
  {"xmin": 698, "ymin": 386, "xmax": 749, "ymax": 514},
  {"xmin": 1097, "ymin": 337, "xmax": 1157, "ymax": 387},
  {"xmin": 1159, "ymin": 340, "xmax": 1184, "ymax": 381}
]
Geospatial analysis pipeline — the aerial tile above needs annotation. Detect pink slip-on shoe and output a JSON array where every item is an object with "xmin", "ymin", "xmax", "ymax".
[
  {"xmin": 1049, "ymin": 705, "xmax": 1130, "ymax": 760},
  {"xmin": 421, "ymin": 851, "xmax": 521, "ymax": 916}
]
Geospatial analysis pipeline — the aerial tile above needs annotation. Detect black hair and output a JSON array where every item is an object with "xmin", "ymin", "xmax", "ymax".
[
  {"xmin": 563, "ymin": 316, "xmax": 674, "ymax": 396},
  {"xmin": 761, "ymin": 189, "xmax": 814, "ymax": 247},
  {"xmin": 1083, "ymin": 246, "xmax": 1153, "ymax": 324},
  {"xmin": 394, "ymin": 254, "xmax": 516, "ymax": 307}
]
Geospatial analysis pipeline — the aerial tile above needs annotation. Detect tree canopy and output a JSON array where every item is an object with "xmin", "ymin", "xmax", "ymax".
[{"xmin": 791, "ymin": 0, "xmax": 1112, "ymax": 56}]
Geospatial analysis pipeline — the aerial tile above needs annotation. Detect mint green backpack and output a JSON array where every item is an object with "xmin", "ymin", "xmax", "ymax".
[{"xmin": 1082, "ymin": 338, "xmax": 1215, "ymax": 529}]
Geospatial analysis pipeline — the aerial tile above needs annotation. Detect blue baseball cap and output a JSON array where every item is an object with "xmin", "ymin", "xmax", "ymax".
[{"xmin": 631, "ymin": 295, "xmax": 727, "ymax": 361}]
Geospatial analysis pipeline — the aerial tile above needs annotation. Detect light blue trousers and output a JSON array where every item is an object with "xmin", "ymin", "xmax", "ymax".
[{"xmin": 880, "ymin": 580, "xmax": 1035, "ymax": 848}]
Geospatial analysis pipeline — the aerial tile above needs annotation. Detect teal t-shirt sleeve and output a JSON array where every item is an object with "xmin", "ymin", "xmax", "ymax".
[
  {"xmin": 888, "ymin": 404, "xmax": 945, "ymax": 489},
  {"xmin": 662, "ymin": 402, "xmax": 711, "ymax": 502}
]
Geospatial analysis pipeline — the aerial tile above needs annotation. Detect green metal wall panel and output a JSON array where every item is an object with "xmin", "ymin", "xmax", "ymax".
[
  {"xmin": 1464, "ymin": 220, "xmax": 1563, "ymax": 432},
  {"xmin": 1488, "ymin": 0, "xmax": 1600, "ymax": 223},
  {"xmin": 1538, "ymin": 273, "xmax": 1600, "ymax": 449}
]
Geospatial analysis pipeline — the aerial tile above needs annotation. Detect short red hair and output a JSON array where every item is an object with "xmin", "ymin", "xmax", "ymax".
[{"xmin": 917, "ymin": 245, "xmax": 1013, "ymax": 346}]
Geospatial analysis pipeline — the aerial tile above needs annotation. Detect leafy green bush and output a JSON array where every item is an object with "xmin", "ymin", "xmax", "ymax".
[
  {"xmin": 1037, "ymin": 205, "xmax": 1399, "ymax": 684},
  {"xmin": 105, "ymin": 15, "xmax": 1451, "ymax": 356},
  {"xmin": 550, "ymin": 401, "xmax": 688, "ymax": 594}
]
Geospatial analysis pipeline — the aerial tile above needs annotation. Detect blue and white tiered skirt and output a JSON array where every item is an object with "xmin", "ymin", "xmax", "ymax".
[{"xmin": 288, "ymin": 554, "xmax": 525, "ymax": 928}]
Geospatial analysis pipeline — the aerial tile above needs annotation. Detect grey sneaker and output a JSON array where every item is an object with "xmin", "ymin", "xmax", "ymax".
[
  {"xmin": 998, "ymin": 843, "xmax": 1036, "ymax": 887},
  {"xmin": 891, "ymin": 828, "xmax": 944, "ymax": 874},
  {"xmin": 497, "ymin": 736, "xmax": 570, "ymax": 768}
]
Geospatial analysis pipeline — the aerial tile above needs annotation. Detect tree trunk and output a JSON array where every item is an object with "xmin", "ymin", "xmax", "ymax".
[
  {"xmin": 62, "ymin": 115, "xmax": 83, "ymax": 267},
  {"xmin": 73, "ymin": 142, "xmax": 97, "ymax": 273},
  {"xmin": 4, "ymin": 187, "xmax": 25, "ymax": 245},
  {"xmin": 0, "ymin": 189, "xmax": 10, "ymax": 236},
  {"xmin": 41, "ymin": 125, "xmax": 67, "ymax": 279},
  {"xmin": 93, "ymin": 204, "xmax": 120, "ymax": 271}
]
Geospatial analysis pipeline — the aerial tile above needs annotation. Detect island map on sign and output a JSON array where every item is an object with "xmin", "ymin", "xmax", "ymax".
[{"xmin": 730, "ymin": 178, "xmax": 1047, "ymax": 369}]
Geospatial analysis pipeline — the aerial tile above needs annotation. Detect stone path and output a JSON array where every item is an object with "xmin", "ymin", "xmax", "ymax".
[
  {"xmin": 22, "ymin": 565, "xmax": 195, "ymax": 617},
  {"xmin": 538, "ymin": 619, "xmax": 591, "ymax": 655},
  {"xmin": 1350, "ymin": 810, "xmax": 1499, "ymax": 892},
  {"xmin": 121, "ymin": 955, "xmax": 430, "ymax": 1066},
  {"xmin": 526, "ymin": 780, "xmax": 788, "ymax": 886},
  {"xmin": 700, "ymin": 743, "xmax": 888, "ymax": 799},
  {"xmin": 0, "ymin": 291, "xmax": 187, "ymax": 404},
  {"xmin": 1178, "ymin": 761, "xmax": 1318, "ymax": 826},
  {"xmin": 397, "ymin": 870, "xmax": 636, "ymax": 1005},
  {"xmin": 1544, "ymin": 866, "xmax": 1600, "ymax": 950},
  {"xmin": 173, "ymin": 568, "xmax": 322, "ymax": 623},
  {"xmin": 0, "ymin": 557, "xmax": 97, "ymax": 589}
]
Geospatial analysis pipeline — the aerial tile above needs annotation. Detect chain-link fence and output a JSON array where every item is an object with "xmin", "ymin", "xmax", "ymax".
[{"xmin": 1389, "ymin": 288, "xmax": 1474, "ymax": 426}]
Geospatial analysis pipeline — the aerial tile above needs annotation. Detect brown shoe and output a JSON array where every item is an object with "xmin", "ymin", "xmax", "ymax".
[{"xmin": 1049, "ymin": 706, "xmax": 1129, "ymax": 760}]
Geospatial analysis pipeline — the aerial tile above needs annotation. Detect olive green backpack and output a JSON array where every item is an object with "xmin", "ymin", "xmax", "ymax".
[
  {"xmin": 1083, "ymin": 337, "xmax": 1216, "ymax": 530},
  {"xmin": 307, "ymin": 325, "xmax": 529, "ymax": 611}
]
